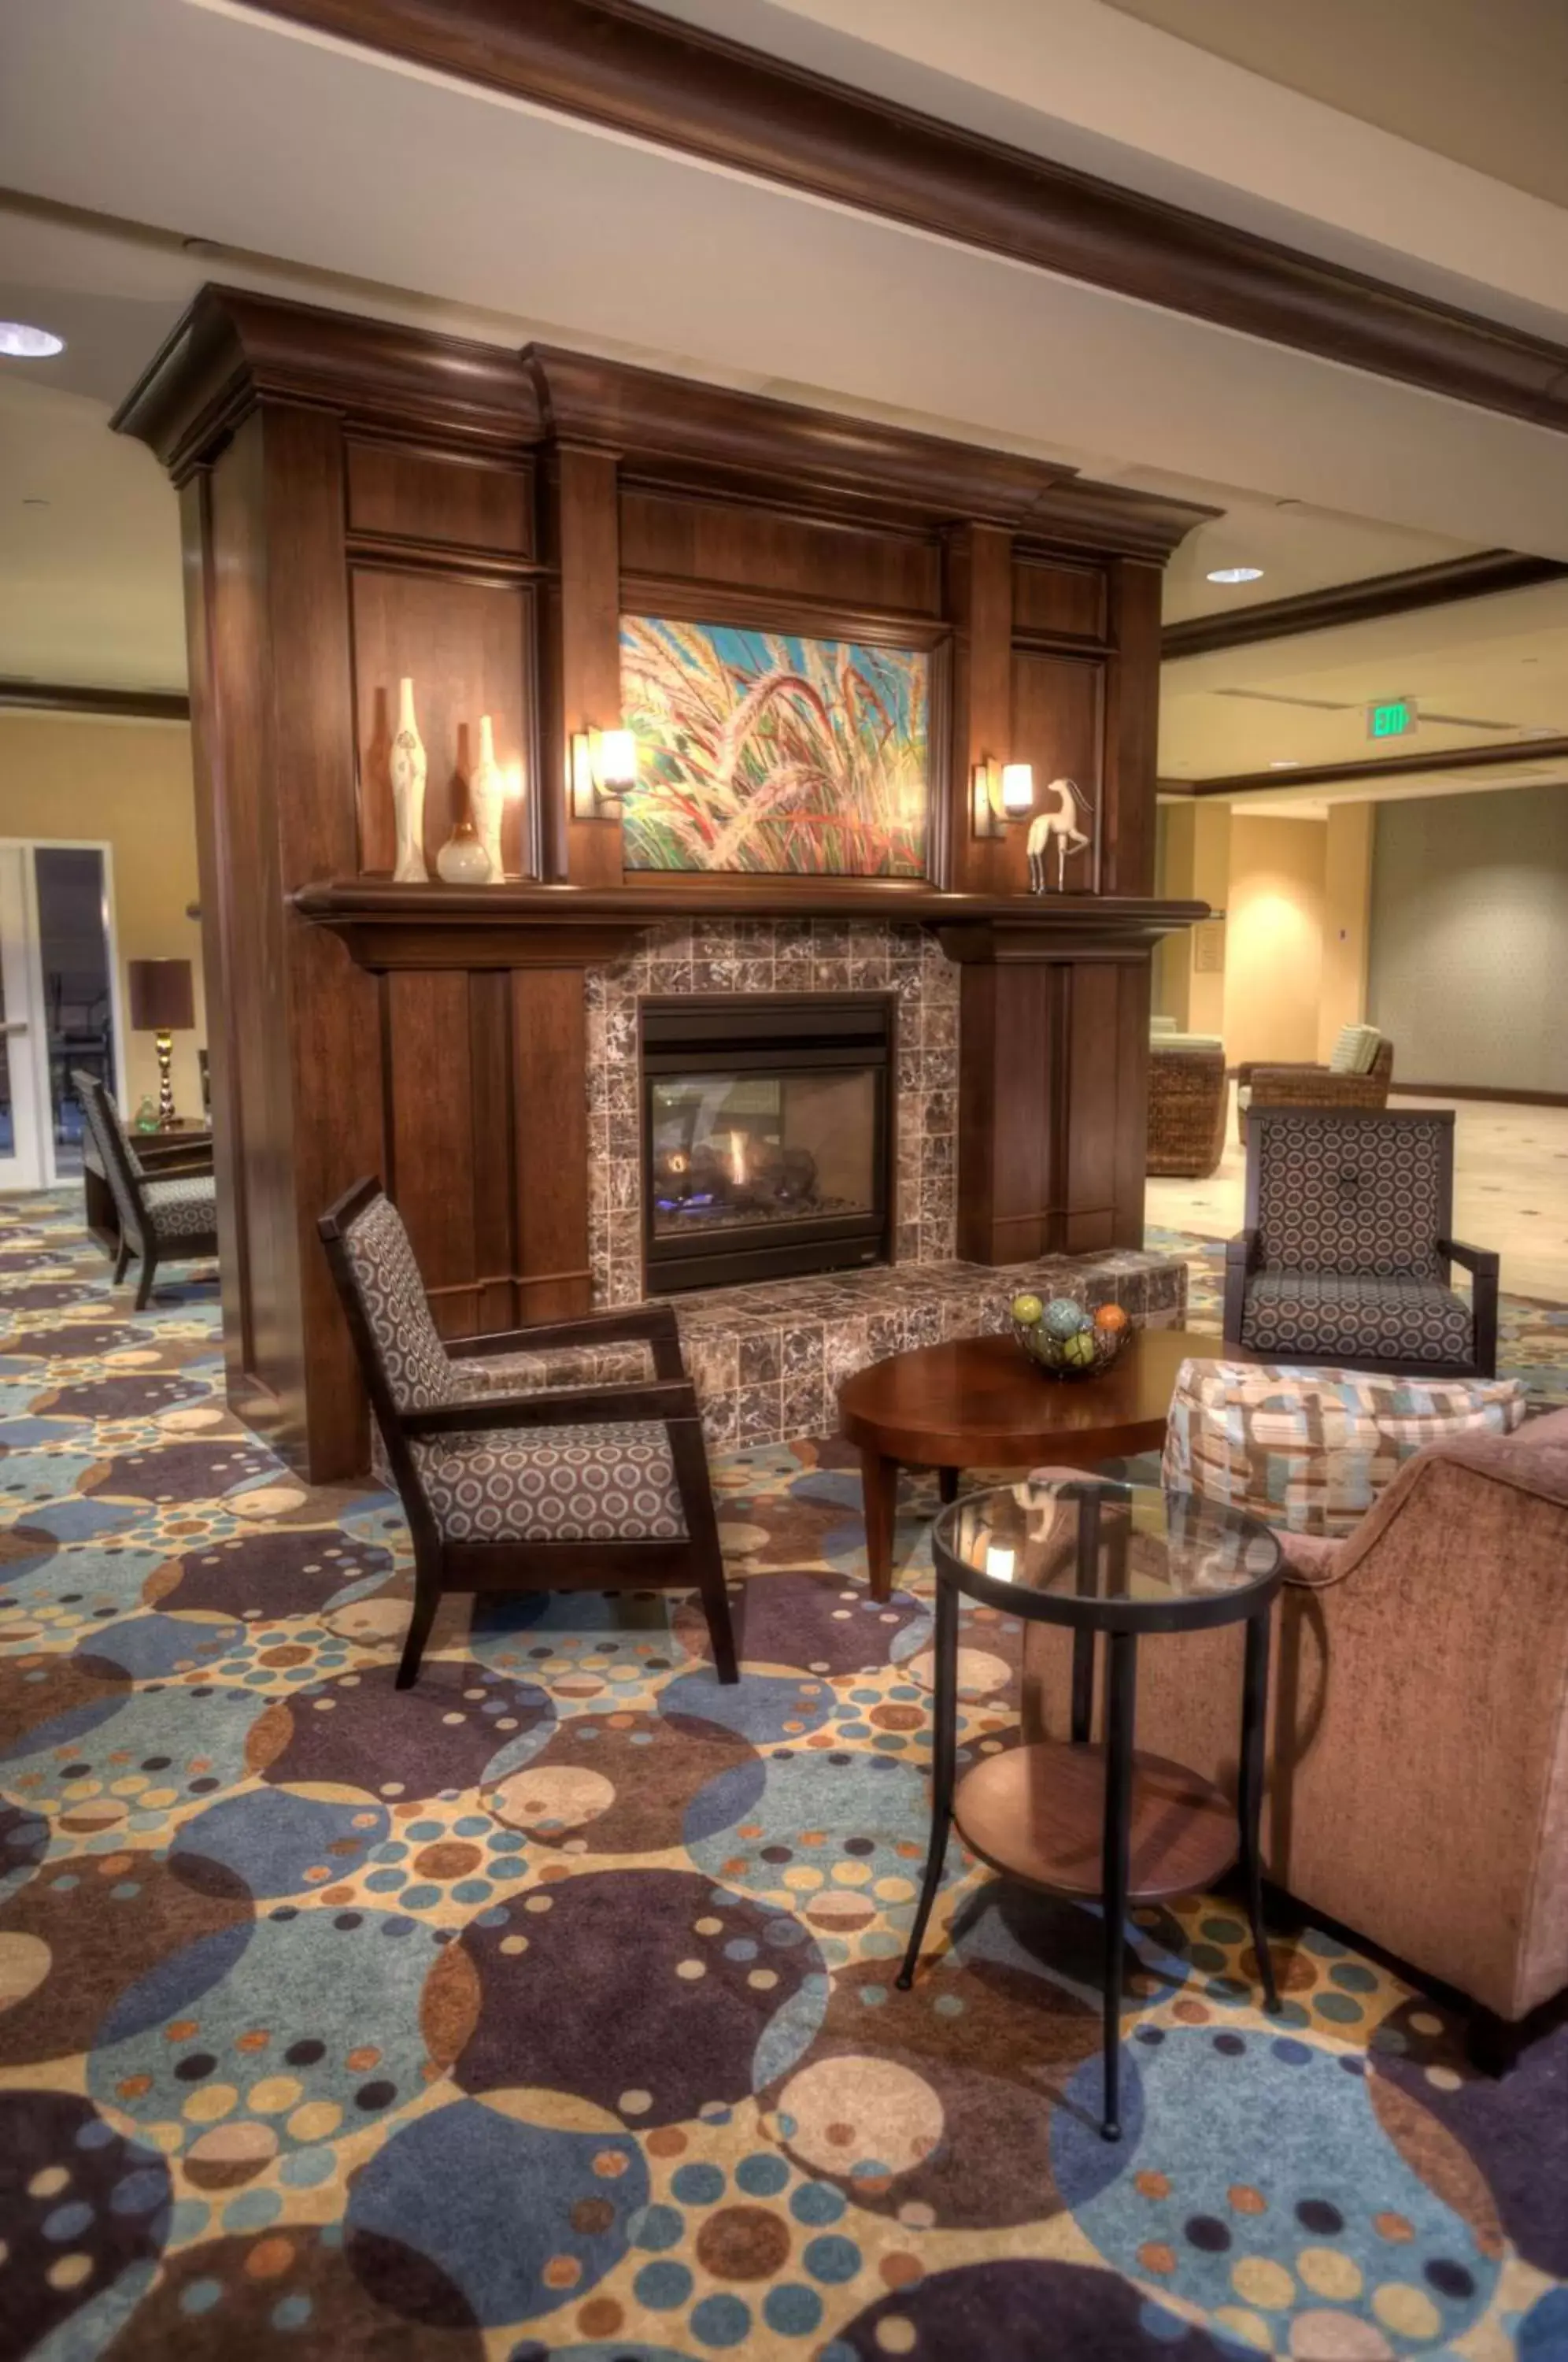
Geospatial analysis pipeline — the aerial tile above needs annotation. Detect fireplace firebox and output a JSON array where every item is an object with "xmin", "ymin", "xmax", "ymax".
[{"xmin": 641, "ymin": 996, "xmax": 893, "ymax": 1292}]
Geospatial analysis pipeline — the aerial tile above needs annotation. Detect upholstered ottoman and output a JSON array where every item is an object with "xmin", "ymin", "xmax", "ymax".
[{"xmin": 1163, "ymin": 1358, "xmax": 1529, "ymax": 1536}]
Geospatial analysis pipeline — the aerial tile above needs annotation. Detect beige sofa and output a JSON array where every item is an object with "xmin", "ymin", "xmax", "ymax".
[{"xmin": 1026, "ymin": 1410, "xmax": 1568, "ymax": 2033}]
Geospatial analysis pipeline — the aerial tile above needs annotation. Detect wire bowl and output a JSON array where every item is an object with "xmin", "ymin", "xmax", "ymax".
[{"xmin": 1011, "ymin": 1314, "xmax": 1133, "ymax": 1382}]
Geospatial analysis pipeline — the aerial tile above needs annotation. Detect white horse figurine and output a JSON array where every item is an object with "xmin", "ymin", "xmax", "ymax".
[{"xmin": 1026, "ymin": 777, "xmax": 1093, "ymax": 891}]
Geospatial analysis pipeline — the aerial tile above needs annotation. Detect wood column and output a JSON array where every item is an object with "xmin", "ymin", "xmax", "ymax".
[
  {"xmin": 946, "ymin": 922, "xmax": 1155, "ymax": 1261},
  {"xmin": 184, "ymin": 404, "xmax": 383, "ymax": 1479},
  {"xmin": 947, "ymin": 523, "xmax": 1015, "ymax": 895},
  {"xmin": 545, "ymin": 444, "xmax": 625, "ymax": 888}
]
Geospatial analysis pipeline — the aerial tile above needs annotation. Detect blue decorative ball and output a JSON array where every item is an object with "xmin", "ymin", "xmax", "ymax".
[{"xmin": 1042, "ymin": 1295, "xmax": 1089, "ymax": 1340}]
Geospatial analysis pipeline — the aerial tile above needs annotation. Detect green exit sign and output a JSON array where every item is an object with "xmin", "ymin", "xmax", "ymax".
[{"xmin": 1367, "ymin": 697, "xmax": 1418, "ymax": 740}]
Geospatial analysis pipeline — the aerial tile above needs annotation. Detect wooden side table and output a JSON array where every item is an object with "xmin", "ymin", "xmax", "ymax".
[
  {"xmin": 899, "ymin": 1475, "xmax": 1284, "ymax": 2140},
  {"xmin": 838, "ymin": 1328, "xmax": 1237, "ymax": 1601}
]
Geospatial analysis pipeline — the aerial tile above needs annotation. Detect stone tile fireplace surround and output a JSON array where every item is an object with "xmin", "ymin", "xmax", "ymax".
[{"xmin": 585, "ymin": 916, "xmax": 1185, "ymax": 1450}]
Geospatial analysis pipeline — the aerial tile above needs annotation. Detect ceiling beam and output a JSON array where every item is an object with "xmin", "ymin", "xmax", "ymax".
[
  {"xmin": 1187, "ymin": 735, "xmax": 1568, "ymax": 795},
  {"xmin": 1163, "ymin": 550, "xmax": 1568, "ymax": 660},
  {"xmin": 0, "ymin": 679, "xmax": 190, "ymax": 721},
  {"xmin": 249, "ymin": 0, "xmax": 1568, "ymax": 439}
]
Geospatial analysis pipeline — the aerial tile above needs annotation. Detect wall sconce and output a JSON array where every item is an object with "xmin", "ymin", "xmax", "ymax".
[
  {"xmin": 571, "ymin": 727, "xmax": 637, "ymax": 820},
  {"xmin": 971, "ymin": 758, "xmax": 1034, "ymax": 839}
]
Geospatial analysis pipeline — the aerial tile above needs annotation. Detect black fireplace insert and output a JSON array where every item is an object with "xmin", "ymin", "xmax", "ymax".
[{"xmin": 641, "ymin": 995, "xmax": 893, "ymax": 1292}]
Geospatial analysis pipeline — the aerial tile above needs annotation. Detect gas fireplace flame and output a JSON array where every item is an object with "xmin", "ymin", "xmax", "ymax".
[{"xmin": 727, "ymin": 1129, "xmax": 748, "ymax": 1186}]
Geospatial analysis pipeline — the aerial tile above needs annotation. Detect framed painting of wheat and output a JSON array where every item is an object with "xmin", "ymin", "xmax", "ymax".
[{"xmin": 619, "ymin": 613, "xmax": 936, "ymax": 876}]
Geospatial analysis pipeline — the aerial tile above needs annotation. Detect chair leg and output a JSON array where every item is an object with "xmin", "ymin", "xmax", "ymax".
[
  {"xmin": 112, "ymin": 1240, "xmax": 131, "ymax": 1285},
  {"xmin": 669, "ymin": 1416, "xmax": 739, "ymax": 1684},
  {"xmin": 397, "ymin": 1559, "xmax": 442, "ymax": 1690},
  {"xmin": 1466, "ymin": 2006, "xmax": 1522, "ymax": 2079},
  {"xmin": 134, "ymin": 1252, "xmax": 157, "ymax": 1311}
]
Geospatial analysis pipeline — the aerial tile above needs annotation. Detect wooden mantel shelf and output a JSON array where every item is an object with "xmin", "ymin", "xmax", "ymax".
[{"xmin": 291, "ymin": 879, "xmax": 1209, "ymax": 970}]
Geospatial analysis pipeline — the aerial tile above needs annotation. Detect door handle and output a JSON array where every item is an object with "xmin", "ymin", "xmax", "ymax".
[{"xmin": 0, "ymin": 1019, "xmax": 27, "ymax": 1037}]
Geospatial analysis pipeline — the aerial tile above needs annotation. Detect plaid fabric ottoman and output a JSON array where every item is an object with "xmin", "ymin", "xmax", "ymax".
[{"xmin": 1163, "ymin": 1358, "xmax": 1529, "ymax": 1537}]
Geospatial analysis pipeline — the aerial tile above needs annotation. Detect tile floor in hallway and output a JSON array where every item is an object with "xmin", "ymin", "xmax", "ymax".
[{"xmin": 1147, "ymin": 1094, "xmax": 1568, "ymax": 1308}]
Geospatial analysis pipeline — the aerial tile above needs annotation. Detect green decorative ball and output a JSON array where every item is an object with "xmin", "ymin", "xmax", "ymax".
[
  {"xmin": 1042, "ymin": 1296, "xmax": 1089, "ymax": 1340},
  {"xmin": 1011, "ymin": 1292, "xmax": 1044, "ymax": 1326},
  {"xmin": 1060, "ymin": 1327, "xmax": 1097, "ymax": 1368}
]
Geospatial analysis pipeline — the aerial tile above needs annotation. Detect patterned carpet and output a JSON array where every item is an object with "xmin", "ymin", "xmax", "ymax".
[{"xmin": 2, "ymin": 1190, "xmax": 1566, "ymax": 2362}]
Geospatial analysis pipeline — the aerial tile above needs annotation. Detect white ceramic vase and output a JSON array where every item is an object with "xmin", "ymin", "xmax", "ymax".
[
  {"xmin": 435, "ymin": 813, "xmax": 493, "ymax": 885},
  {"xmin": 390, "ymin": 676, "xmax": 428, "ymax": 883},
  {"xmin": 468, "ymin": 712, "xmax": 506, "ymax": 885}
]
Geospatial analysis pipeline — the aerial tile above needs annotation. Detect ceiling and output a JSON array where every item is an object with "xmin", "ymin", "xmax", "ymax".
[
  {"xmin": 1102, "ymin": 0, "xmax": 1568, "ymax": 213},
  {"xmin": 0, "ymin": 0, "xmax": 1566, "ymax": 769},
  {"xmin": 1161, "ymin": 574, "xmax": 1568, "ymax": 804}
]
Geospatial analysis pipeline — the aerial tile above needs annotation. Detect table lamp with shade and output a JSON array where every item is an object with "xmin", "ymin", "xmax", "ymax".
[{"xmin": 128, "ymin": 958, "xmax": 196, "ymax": 1129}]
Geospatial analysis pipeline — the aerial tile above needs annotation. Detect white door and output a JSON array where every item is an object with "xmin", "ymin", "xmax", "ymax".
[{"xmin": 0, "ymin": 846, "xmax": 47, "ymax": 1190}]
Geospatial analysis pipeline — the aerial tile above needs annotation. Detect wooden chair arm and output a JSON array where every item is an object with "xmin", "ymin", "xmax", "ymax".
[
  {"xmin": 446, "ymin": 1303, "xmax": 682, "ymax": 1370},
  {"xmin": 402, "ymin": 1377, "xmax": 700, "ymax": 1437},
  {"xmin": 1440, "ymin": 1239, "xmax": 1500, "ymax": 1277},
  {"xmin": 142, "ymin": 1153, "xmax": 216, "ymax": 1181}
]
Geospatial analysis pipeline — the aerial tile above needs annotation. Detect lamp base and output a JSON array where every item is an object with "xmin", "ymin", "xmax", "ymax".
[{"xmin": 155, "ymin": 1032, "xmax": 179, "ymax": 1130}]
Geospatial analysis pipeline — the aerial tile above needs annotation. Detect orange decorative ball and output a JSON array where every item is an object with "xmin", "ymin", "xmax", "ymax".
[{"xmin": 1093, "ymin": 1302, "xmax": 1130, "ymax": 1333}]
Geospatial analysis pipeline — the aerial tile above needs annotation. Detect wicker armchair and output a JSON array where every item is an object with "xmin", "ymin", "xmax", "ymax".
[
  {"xmin": 1148, "ymin": 1035, "xmax": 1228, "ymax": 1178},
  {"xmin": 1236, "ymin": 1026, "xmax": 1392, "ymax": 1142},
  {"xmin": 320, "ymin": 1177, "xmax": 739, "ymax": 1690},
  {"xmin": 73, "ymin": 1071, "xmax": 217, "ymax": 1309}
]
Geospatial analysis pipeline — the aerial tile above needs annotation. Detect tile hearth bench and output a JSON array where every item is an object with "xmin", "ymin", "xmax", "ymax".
[{"xmin": 665, "ymin": 1247, "xmax": 1187, "ymax": 1452}]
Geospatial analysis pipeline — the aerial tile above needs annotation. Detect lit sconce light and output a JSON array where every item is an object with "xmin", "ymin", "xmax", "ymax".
[
  {"xmin": 1000, "ymin": 762, "xmax": 1034, "ymax": 816},
  {"xmin": 571, "ymin": 727, "xmax": 638, "ymax": 820},
  {"xmin": 983, "ymin": 1542, "xmax": 1017, "ymax": 1585},
  {"xmin": 971, "ymin": 757, "xmax": 1034, "ymax": 838}
]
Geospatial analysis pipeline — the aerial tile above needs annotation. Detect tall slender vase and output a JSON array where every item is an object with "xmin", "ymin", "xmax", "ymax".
[
  {"xmin": 468, "ymin": 713, "xmax": 506, "ymax": 885},
  {"xmin": 390, "ymin": 677, "xmax": 428, "ymax": 883}
]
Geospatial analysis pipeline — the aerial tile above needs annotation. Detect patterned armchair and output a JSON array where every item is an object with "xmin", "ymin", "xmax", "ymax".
[
  {"xmin": 319, "ymin": 1177, "xmax": 738, "ymax": 1690},
  {"xmin": 1223, "ymin": 1108, "xmax": 1498, "ymax": 1379},
  {"xmin": 1236, "ymin": 1024, "xmax": 1392, "ymax": 1143},
  {"xmin": 73, "ymin": 1071, "xmax": 217, "ymax": 1309}
]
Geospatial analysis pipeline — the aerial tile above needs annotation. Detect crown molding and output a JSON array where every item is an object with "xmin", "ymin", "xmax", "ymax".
[
  {"xmin": 1163, "ymin": 550, "xmax": 1568, "ymax": 660},
  {"xmin": 1189, "ymin": 735, "xmax": 1568, "ymax": 795},
  {"xmin": 112, "ymin": 285, "xmax": 544, "ymax": 482},
  {"xmin": 113, "ymin": 289, "xmax": 1213, "ymax": 550},
  {"xmin": 249, "ymin": 0, "xmax": 1568, "ymax": 438},
  {"xmin": 0, "ymin": 679, "xmax": 190, "ymax": 722}
]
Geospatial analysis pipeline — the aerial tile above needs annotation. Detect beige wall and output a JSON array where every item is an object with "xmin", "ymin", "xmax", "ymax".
[
  {"xmin": 1369, "ymin": 783, "xmax": 1568, "ymax": 1093},
  {"xmin": 1222, "ymin": 815, "xmax": 1327, "ymax": 1065},
  {"xmin": 0, "ymin": 712, "xmax": 205, "ymax": 1116},
  {"xmin": 1318, "ymin": 803, "xmax": 1374, "ymax": 1062},
  {"xmin": 1152, "ymin": 799, "xmax": 1231, "ymax": 1034}
]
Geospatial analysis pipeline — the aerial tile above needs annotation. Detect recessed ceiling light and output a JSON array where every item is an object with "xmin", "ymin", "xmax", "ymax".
[
  {"xmin": 1207, "ymin": 565, "xmax": 1264, "ymax": 584},
  {"xmin": 1268, "ymin": 759, "xmax": 1301, "ymax": 769},
  {"xmin": 0, "ymin": 321, "xmax": 65, "ymax": 359}
]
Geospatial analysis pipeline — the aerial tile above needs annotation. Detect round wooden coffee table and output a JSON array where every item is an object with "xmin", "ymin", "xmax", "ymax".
[{"xmin": 838, "ymin": 1326, "xmax": 1222, "ymax": 1601}]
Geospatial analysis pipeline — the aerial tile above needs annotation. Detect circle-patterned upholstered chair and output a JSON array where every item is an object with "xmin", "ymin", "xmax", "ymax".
[
  {"xmin": 319, "ymin": 1177, "xmax": 738, "ymax": 1690},
  {"xmin": 73, "ymin": 1069, "xmax": 218, "ymax": 1309},
  {"xmin": 1222, "ymin": 1108, "xmax": 1498, "ymax": 1379}
]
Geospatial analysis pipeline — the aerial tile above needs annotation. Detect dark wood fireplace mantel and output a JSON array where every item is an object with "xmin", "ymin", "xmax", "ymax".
[{"xmin": 292, "ymin": 879, "xmax": 1208, "ymax": 971}]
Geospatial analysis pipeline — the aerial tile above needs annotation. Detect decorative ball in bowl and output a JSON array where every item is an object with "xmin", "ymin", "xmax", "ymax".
[{"xmin": 1010, "ymin": 1293, "xmax": 1132, "ymax": 1379}]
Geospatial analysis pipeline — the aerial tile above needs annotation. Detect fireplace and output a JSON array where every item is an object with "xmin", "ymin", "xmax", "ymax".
[{"xmin": 641, "ymin": 995, "xmax": 893, "ymax": 1291}]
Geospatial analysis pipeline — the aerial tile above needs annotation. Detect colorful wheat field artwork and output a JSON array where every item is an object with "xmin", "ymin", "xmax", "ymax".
[{"xmin": 619, "ymin": 616, "xmax": 931, "ymax": 876}]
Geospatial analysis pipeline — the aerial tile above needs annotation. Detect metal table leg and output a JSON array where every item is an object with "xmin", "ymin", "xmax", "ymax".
[
  {"xmin": 1100, "ymin": 1628, "xmax": 1137, "ymax": 2139},
  {"xmin": 897, "ymin": 1576, "xmax": 959, "ymax": 1990}
]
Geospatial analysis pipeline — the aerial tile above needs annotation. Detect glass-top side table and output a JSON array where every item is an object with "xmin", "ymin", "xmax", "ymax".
[{"xmin": 898, "ymin": 1477, "xmax": 1285, "ymax": 2141}]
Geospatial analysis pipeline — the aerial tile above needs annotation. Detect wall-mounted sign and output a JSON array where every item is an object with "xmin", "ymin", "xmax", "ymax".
[{"xmin": 1366, "ymin": 697, "xmax": 1418, "ymax": 741}]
